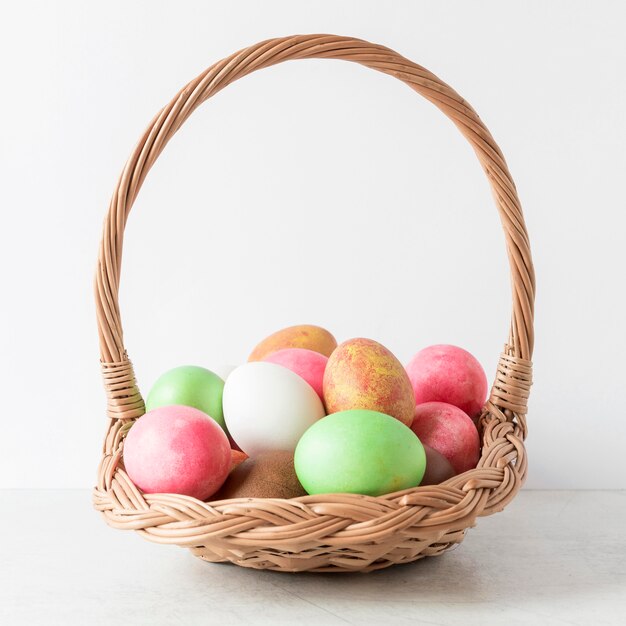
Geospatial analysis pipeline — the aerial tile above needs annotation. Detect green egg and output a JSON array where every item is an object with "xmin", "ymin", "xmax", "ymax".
[
  {"xmin": 146, "ymin": 365, "xmax": 226, "ymax": 431},
  {"xmin": 294, "ymin": 409, "xmax": 426, "ymax": 496}
]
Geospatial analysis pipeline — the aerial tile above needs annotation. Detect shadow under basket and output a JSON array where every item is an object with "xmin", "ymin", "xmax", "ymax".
[{"xmin": 93, "ymin": 34, "xmax": 535, "ymax": 573}]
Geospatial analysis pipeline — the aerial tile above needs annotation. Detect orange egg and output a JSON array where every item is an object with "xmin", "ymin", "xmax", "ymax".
[
  {"xmin": 229, "ymin": 449, "xmax": 248, "ymax": 472},
  {"xmin": 248, "ymin": 324, "xmax": 337, "ymax": 362}
]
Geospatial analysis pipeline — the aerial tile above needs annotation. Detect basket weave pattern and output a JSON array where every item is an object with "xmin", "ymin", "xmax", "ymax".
[{"xmin": 93, "ymin": 35, "xmax": 535, "ymax": 573}]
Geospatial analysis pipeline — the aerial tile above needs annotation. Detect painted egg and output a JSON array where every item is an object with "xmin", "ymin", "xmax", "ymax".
[
  {"xmin": 406, "ymin": 344, "xmax": 488, "ymax": 418},
  {"xmin": 229, "ymin": 449, "xmax": 248, "ymax": 472},
  {"xmin": 124, "ymin": 405, "xmax": 231, "ymax": 501},
  {"xmin": 411, "ymin": 401, "xmax": 480, "ymax": 474},
  {"xmin": 222, "ymin": 362, "xmax": 325, "ymax": 456},
  {"xmin": 248, "ymin": 324, "xmax": 337, "ymax": 361},
  {"xmin": 263, "ymin": 348, "xmax": 328, "ymax": 401},
  {"xmin": 146, "ymin": 365, "xmax": 226, "ymax": 431},
  {"xmin": 294, "ymin": 409, "xmax": 426, "ymax": 496},
  {"xmin": 323, "ymin": 338, "xmax": 415, "ymax": 426}
]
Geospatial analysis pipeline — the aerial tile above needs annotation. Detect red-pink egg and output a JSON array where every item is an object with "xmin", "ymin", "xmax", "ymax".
[
  {"xmin": 124, "ymin": 405, "xmax": 231, "ymax": 501},
  {"xmin": 406, "ymin": 344, "xmax": 488, "ymax": 418},
  {"xmin": 263, "ymin": 348, "xmax": 328, "ymax": 401},
  {"xmin": 410, "ymin": 401, "xmax": 480, "ymax": 474}
]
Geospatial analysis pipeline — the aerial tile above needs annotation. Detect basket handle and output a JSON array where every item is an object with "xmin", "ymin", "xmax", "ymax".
[{"xmin": 95, "ymin": 34, "xmax": 534, "ymax": 423}]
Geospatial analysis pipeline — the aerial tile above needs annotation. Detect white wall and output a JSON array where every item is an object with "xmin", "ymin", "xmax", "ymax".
[{"xmin": 2, "ymin": 0, "xmax": 624, "ymax": 489}]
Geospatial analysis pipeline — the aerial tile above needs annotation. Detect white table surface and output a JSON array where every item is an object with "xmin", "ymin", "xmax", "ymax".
[{"xmin": 1, "ymin": 490, "xmax": 624, "ymax": 625}]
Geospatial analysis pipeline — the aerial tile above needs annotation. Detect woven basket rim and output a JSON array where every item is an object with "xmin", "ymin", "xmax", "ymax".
[{"xmin": 93, "ymin": 34, "xmax": 535, "ymax": 573}]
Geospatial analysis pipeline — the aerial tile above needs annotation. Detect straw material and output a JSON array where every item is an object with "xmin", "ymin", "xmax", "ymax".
[{"xmin": 93, "ymin": 34, "xmax": 535, "ymax": 573}]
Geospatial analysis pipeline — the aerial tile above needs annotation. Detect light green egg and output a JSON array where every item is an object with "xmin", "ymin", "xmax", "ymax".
[
  {"xmin": 294, "ymin": 409, "xmax": 426, "ymax": 496},
  {"xmin": 146, "ymin": 365, "xmax": 226, "ymax": 431}
]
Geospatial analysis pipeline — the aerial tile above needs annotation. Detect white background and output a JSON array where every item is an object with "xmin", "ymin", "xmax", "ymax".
[{"xmin": 1, "ymin": 0, "xmax": 624, "ymax": 489}]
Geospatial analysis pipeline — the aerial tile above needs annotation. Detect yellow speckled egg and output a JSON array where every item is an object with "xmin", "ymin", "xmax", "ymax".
[{"xmin": 323, "ymin": 338, "xmax": 415, "ymax": 426}]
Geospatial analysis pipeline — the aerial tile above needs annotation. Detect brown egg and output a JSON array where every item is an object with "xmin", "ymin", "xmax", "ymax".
[
  {"xmin": 421, "ymin": 444, "xmax": 456, "ymax": 485},
  {"xmin": 211, "ymin": 450, "xmax": 307, "ymax": 500}
]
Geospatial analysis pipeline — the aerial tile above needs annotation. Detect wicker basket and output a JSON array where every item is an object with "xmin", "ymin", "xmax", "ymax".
[{"xmin": 93, "ymin": 34, "xmax": 534, "ymax": 573}]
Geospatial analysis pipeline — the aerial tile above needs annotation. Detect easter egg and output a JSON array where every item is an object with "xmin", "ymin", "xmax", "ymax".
[
  {"xmin": 421, "ymin": 444, "xmax": 456, "ymax": 485},
  {"xmin": 229, "ymin": 449, "xmax": 248, "ymax": 472},
  {"xmin": 294, "ymin": 409, "xmax": 426, "ymax": 496},
  {"xmin": 222, "ymin": 362, "xmax": 326, "ymax": 456},
  {"xmin": 410, "ymin": 402, "xmax": 480, "ymax": 474},
  {"xmin": 263, "ymin": 348, "xmax": 327, "ymax": 401},
  {"xmin": 323, "ymin": 338, "xmax": 415, "ymax": 426},
  {"xmin": 213, "ymin": 450, "xmax": 307, "ymax": 500},
  {"xmin": 248, "ymin": 324, "xmax": 337, "ymax": 361},
  {"xmin": 124, "ymin": 405, "xmax": 231, "ymax": 500},
  {"xmin": 406, "ymin": 345, "xmax": 488, "ymax": 418},
  {"xmin": 213, "ymin": 364, "xmax": 237, "ymax": 381},
  {"xmin": 146, "ymin": 365, "xmax": 226, "ymax": 431}
]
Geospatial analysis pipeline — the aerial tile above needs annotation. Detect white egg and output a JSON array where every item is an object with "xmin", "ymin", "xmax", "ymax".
[
  {"xmin": 223, "ymin": 361, "xmax": 325, "ymax": 456},
  {"xmin": 212, "ymin": 363, "xmax": 238, "ymax": 381}
]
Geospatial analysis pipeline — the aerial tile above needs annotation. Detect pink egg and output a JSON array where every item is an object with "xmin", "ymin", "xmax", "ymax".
[
  {"xmin": 406, "ymin": 344, "xmax": 488, "ymax": 418},
  {"xmin": 410, "ymin": 401, "xmax": 480, "ymax": 474},
  {"xmin": 123, "ymin": 405, "xmax": 231, "ymax": 501},
  {"xmin": 263, "ymin": 348, "xmax": 328, "ymax": 401}
]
